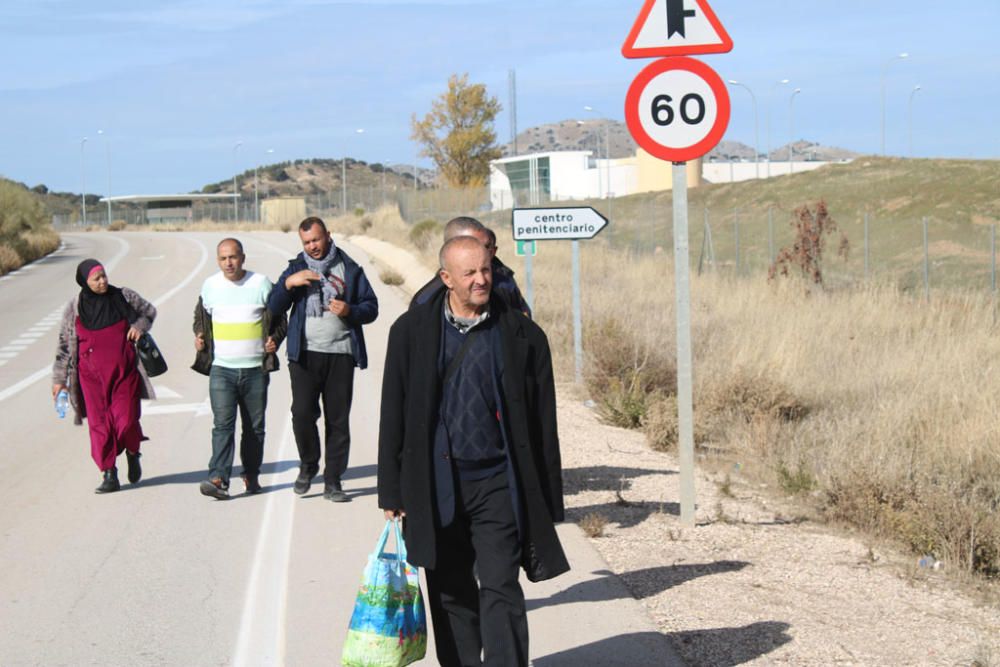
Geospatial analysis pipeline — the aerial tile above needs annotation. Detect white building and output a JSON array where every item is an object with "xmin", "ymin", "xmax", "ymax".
[{"xmin": 488, "ymin": 151, "xmax": 636, "ymax": 210}]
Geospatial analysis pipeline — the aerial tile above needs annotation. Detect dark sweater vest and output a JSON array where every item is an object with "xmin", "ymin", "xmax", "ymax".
[{"xmin": 438, "ymin": 317, "xmax": 505, "ymax": 474}]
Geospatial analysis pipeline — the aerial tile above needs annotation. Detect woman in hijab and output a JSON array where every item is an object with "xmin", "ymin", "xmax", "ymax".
[{"xmin": 52, "ymin": 259, "xmax": 158, "ymax": 493}]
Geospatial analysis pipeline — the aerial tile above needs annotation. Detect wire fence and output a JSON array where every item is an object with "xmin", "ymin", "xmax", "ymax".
[{"xmin": 53, "ymin": 186, "xmax": 999, "ymax": 298}]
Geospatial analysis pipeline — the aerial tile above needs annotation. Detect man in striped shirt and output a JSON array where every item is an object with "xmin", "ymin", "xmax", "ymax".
[{"xmin": 194, "ymin": 238, "xmax": 285, "ymax": 499}]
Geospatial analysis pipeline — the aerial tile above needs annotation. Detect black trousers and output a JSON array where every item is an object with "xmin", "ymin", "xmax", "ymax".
[
  {"xmin": 288, "ymin": 351, "xmax": 355, "ymax": 484},
  {"xmin": 426, "ymin": 471, "xmax": 528, "ymax": 667}
]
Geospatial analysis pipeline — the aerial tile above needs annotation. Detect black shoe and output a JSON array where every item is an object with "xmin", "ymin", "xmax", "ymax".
[
  {"xmin": 200, "ymin": 478, "xmax": 230, "ymax": 500},
  {"xmin": 323, "ymin": 479, "xmax": 350, "ymax": 503},
  {"xmin": 293, "ymin": 469, "xmax": 314, "ymax": 495},
  {"xmin": 95, "ymin": 468, "xmax": 120, "ymax": 494},
  {"xmin": 242, "ymin": 473, "xmax": 262, "ymax": 495},
  {"xmin": 126, "ymin": 451, "xmax": 142, "ymax": 484}
]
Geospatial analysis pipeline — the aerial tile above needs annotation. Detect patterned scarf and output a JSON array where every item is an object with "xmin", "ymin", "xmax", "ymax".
[{"xmin": 303, "ymin": 241, "xmax": 346, "ymax": 318}]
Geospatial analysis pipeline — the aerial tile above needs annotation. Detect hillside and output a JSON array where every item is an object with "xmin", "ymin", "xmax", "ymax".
[
  {"xmin": 200, "ymin": 158, "xmax": 426, "ymax": 199},
  {"xmin": 477, "ymin": 156, "xmax": 1000, "ymax": 290},
  {"xmin": 501, "ymin": 118, "xmax": 858, "ymax": 162}
]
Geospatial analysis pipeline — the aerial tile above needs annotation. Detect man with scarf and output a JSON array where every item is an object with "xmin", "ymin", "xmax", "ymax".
[
  {"xmin": 268, "ymin": 217, "xmax": 378, "ymax": 502},
  {"xmin": 52, "ymin": 259, "xmax": 158, "ymax": 493}
]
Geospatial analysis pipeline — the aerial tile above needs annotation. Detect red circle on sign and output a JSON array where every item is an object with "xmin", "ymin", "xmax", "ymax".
[{"xmin": 625, "ymin": 56, "xmax": 730, "ymax": 163}]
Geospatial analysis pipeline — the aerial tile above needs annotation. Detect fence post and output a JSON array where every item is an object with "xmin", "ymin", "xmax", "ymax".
[
  {"xmin": 864, "ymin": 211, "xmax": 870, "ymax": 281},
  {"xmin": 767, "ymin": 206, "xmax": 774, "ymax": 263},
  {"xmin": 733, "ymin": 209, "xmax": 740, "ymax": 277},
  {"xmin": 923, "ymin": 216, "xmax": 930, "ymax": 301},
  {"xmin": 991, "ymin": 224, "xmax": 996, "ymax": 294}
]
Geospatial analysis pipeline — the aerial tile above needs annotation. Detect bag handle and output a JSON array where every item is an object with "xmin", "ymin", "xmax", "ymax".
[{"xmin": 375, "ymin": 519, "xmax": 408, "ymax": 576}]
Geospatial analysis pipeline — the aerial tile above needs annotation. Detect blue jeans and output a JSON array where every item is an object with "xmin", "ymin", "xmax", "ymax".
[{"xmin": 208, "ymin": 365, "xmax": 269, "ymax": 483}]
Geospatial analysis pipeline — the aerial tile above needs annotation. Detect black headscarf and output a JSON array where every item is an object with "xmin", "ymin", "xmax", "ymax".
[{"xmin": 75, "ymin": 259, "xmax": 135, "ymax": 331}]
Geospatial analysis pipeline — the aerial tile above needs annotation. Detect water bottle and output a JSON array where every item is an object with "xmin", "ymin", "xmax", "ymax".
[{"xmin": 55, "ymin": 389, "xmax": 69, "ymax": 419}]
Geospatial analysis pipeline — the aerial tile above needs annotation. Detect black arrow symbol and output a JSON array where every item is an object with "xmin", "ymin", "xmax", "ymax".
[{"xmin": 666, "ymin": 0, "xmax": 696, "ymax": 38}]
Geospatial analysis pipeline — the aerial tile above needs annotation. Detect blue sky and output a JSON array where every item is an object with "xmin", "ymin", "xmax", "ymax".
[{"xmin": 1, "ymin": 0, "xmax": 997, "ymax": 194}]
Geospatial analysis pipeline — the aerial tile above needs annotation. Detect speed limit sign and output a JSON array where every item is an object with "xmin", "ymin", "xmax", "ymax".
[{"xmin": 625, "ymin": 56, "xmax": 730, "ymax": 163}]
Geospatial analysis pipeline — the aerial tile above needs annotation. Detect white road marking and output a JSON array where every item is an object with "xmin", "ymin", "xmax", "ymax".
[
  {"xmin": 142, "ymin": 400, "xmax": 211, "ymax": 417},
  {"xmin": 2, "ymin": 345, "xmax": 28, "ymax": 352},
  {"xmin": 232, "ymin": 415, "xmax": 296, "ymax": 667},
  {"xmin": 153, "ymin": 385, "xmax": 183, "ymax": 399},
  {"xmin": 0, "ymin": 352, "xmax": 17, "ymax": 359},
  {"xmin": 141, "ymin": 255, "xmax": 165, "ymax": 260}
]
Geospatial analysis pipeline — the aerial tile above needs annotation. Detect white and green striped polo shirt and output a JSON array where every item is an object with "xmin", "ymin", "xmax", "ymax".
[{"xmin": 200, "ymin": 271, "xmax": 273, "ymax": 369}]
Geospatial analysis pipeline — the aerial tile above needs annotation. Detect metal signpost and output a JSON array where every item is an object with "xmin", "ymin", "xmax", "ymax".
[
  {"xmin": 512, "ymin": 206, "xmax": 609, "ymax": 384},
  {"xmin": 622, "ymin": 0, "xmax": 733, "ymax": 526}
]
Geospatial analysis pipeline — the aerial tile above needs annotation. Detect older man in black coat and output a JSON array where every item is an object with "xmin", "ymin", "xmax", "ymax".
[{"xmin": 378, "ymin": 235, "xmax": 568, "ymax": 667}]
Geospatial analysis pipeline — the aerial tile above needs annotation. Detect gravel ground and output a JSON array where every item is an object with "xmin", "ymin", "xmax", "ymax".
[{"xmin": 556, "ymin": 387, "xmax": 1000, "ymax": 667}]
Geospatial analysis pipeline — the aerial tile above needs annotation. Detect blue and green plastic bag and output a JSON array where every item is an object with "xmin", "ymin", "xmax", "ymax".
[{"xmin": 341, "ymin": 520, "xmax": 427, "ymax": 667}]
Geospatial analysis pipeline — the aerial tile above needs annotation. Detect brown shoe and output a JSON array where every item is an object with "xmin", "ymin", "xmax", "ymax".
[{"xmin": 199, "ymin": 478, "xmax": 230, "ymax": 500}]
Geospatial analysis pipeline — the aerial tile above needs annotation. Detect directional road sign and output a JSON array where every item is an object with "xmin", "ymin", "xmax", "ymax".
[
  {"xmin": 622, "ymin": 0, "xmax": 733, "ymax": 58},
  {"xmin": 512, "ymin": 207, "xmax": 608, "ymax": 241},
  {"xmin": 625, "ymin": 56, "xmax": 730, "ymax": 163},
  {"xmin": 515, "ymin": 240, "xmax": 537, "ymax": 256}
]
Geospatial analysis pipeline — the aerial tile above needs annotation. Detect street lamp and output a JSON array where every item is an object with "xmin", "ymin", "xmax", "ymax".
[
  {"xmin": 789, "ymin": 88, "xmax": 801, "ymax": 173},
  {"xmin": 880, "ymin": 52, "xmax": 909, "ymax": 155},
  {"xmin": 342, "ymin": 128, "xmax": 365, "ymax": 213},
  {"xmin": 255, "ymin": 147, "xmax": 274, "ymax": 223},
  {"xmin": 232, "ymin": 141, "xmax": 243, "ymax": 221},
  {"xmin": 584, "ymin": 106, "xmax": 611, "ymax": 199},
  {"xmin": 727, "ymin": 80, "xmax": 760, "ymax": 179},
  {"xmin": 97, "ymin": 129, "xmax": 112, "ymax": 225},
  {"xmin": 766, "ymin": 78, "xmax": 789, "ymax": 177},
  {"xmin": 908, "ymin": 85, "xmax": 922, "ymax": 158},
  {"xmin": 80, "ymin": 137, "xmax": 88, "ymax": 226}
]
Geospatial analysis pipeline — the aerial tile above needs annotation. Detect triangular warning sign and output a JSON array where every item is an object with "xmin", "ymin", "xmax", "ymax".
[{"xmin": 622, "ymin": 0, "xmax": 733, "ymax": 59}]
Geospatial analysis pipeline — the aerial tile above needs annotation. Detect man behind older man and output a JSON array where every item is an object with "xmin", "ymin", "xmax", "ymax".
[
  {"xmin": 410, "ymin": 216, "xmax": 530, "ymax": 317},
  {"xmin": 379, "ymin": 235, "xmax": 567, "ymax": 666}
]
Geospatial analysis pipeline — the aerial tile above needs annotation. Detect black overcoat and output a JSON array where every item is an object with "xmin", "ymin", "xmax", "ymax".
[{"xmin": 377, "ymin": 289, "xmax": 569, "ymax": 581}]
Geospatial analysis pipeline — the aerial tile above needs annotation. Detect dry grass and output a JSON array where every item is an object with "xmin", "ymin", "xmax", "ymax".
[
  {"xmin": 379, "ymin": 268, "xmax": 405, "ymax": 286},
  {"xmin": 499, "ymin": 236, "xmax": 1000, "ymax": 577}
]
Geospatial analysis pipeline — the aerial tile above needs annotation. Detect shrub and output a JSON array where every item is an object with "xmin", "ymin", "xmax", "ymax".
[
  {"xmin": 379, "ymin": 268, "xmax": 405, "ymax": 286},
  {"xmin": 579, "ymin": 512, "xmax": 609, "ymax": 538},
  {"xmin": 409, "ymin": 219, "xmax": 442, "ymax": 250},
  {"xmin": 0, "ymin": 246, "xmax": 21, "ymax": 274},
  {"xmin": 768, "ymin": 200, "xmax": 849, "ymax": 286},
  {"xmin": 353, "ymin": 207, "xmax": 365, "ymax": 217},
  {"xmin": 107, "ymin": 220, "xmax": 127, "ymax": 231},
  {"xmin": 279, "ymin": 223, "xmax": 292, "ymax": 233},
  {"xmin": 584, "ymin": 317, "xmax": 675, "ymax": 429}
]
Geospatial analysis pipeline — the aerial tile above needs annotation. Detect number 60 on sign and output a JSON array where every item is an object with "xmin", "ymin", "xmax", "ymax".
[{"xmin": 625, "ymin": 56, "xmax": 730, "ymax": 163}]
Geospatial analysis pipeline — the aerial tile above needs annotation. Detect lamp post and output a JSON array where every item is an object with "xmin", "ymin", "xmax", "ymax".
[
  {"xmin": 880, "ymin": 52, "xmax": 909, "ymax": 155},
  {"xmin": 256, "ymin": 147, "xmax": 274, "ymax": 223},
  {"xmin": 789, "ymin": 88, "xmax": 801, "ymax": 174},
  {"xmin": 727, "ymin": 80, "xmax": 760, "ymax": 179},
  {"xmin": 80, "ymin": 137, "xmax": 88, "ymax": 226},
  {"xmin": 342, "ymin": 128, "xmax": 365, "ymax": 213},
  {"xmin": 97, "ymin": 129, "xmax": 112, "ymax": 225},
  {"xmin": 232, "ymin": 141, "xmax": 243, "ymax": 221},
  {"xmin": 766, "ymin": 79, "xmax": 789, "ymax": 177},
  {"xmin": 908, "ymin": 85, "xmax": 922, "ymax": 158},
  {"xmin": 584, "ymin": 106, "xmax": 611, "ymax": 198}
]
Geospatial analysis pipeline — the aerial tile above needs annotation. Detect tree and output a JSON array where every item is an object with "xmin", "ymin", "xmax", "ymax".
[{"xmin": 411, "ymin": 73, "xmax": 502, "ymax": 187}]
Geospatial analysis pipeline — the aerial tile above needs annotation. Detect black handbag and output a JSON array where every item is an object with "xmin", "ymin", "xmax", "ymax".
[{"xmin": 136, "ymin": 332, "xmax": 168, "ymax": 377}]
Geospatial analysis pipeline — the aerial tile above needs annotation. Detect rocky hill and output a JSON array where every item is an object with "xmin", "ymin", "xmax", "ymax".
[{"xmin": 502, "ymin": 119, "xmax": 858, "ymax": 163}]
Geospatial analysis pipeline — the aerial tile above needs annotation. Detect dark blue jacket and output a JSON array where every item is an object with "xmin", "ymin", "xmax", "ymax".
[{"xmin": 267, "ymin": 248, "xmax": 378, "ymax": 369}]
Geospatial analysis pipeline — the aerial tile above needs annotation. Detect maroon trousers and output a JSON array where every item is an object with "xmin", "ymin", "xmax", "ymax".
[{"xmin": 76, "ymin": 318, "xmax": 143, "ymax": 471}]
